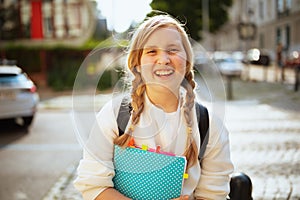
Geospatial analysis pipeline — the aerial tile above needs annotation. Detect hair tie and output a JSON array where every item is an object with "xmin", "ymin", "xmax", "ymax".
[
  {"xmin": 128, "ymin": 124, "xmax": 135, "ymax": 133},
  {"xmin": 186, "ymin": 127, "xmax": 192, "ymax": 135}
]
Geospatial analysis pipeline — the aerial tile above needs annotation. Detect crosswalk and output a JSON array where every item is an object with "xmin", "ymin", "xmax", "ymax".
[{"xmin": 226, "ymin": 102, "xmax": 300, "ymax": 199}]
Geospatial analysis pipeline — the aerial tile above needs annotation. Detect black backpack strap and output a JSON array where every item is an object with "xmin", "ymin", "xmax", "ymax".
[
  {"xmin": 116, "ymin": 97, "xmax": 210, "ymax": 161},
  {"xmin": 195, "ymin": 102, "xmax": 209, "ymax": 161},
  {"xmin": 116, "ymin": 97, "xmax": 132, "ymax": 136}
]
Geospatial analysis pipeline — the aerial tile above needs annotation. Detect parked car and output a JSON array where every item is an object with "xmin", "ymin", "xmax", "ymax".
[
  {"xmin": 0, "ymin": 64, "xmax": 39, "ymax": 127},
  {"xmin": 246, "ymin": 48, "xmax": 270, "ymax": 66},
  {"xmin": 285, "ymin": 51, "xmax": 300, "ymax": 67},
  {"xmin": 216, "ymin": 57, "xmax": 245, "ymax": 75}
]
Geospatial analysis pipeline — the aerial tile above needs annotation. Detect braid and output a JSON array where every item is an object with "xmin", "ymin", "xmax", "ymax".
[
  {"xmin": 182, "ymin": 71, "xmax": 196, "ymax": 126},
  {"xmin": 131, "ymin": 69, "xmax": 146, "ymax": 125},
  {"xmin": 181, "ymin": 70, "xmax": 198, "ymax": 168},
  {"xmin": 114, "ymin": 67, "xmax": 146, "ymax": 147}
]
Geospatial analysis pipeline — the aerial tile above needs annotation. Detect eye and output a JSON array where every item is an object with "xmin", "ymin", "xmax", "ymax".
[
  {"xmin": 167, "ymin": 48, "xmax": 179, "ymax": 54},
  {"xmin": 144, "ymin": 48, "xmax": 157, "ymax": 55},
  {"xmin": 148, "ymin": 50, "xmax": 156, "ymax": 54}
]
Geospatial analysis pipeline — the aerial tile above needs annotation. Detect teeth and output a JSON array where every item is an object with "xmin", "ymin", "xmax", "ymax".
[{"xmin": 154, "ymin": 69, "xmax": 174, "ymax": 76}]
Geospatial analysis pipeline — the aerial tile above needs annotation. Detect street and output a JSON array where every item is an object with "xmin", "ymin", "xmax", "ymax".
[
  {"xmin": 0, "ymin": 110, "xmax": 81, "ymax": 200},
  {"xmin": 227, "ymin": 101, "xmax": 300, "ymax": 199},
  {"xmin": 0, "ymin": 72, "xmax": 299, "ymax": 200}
]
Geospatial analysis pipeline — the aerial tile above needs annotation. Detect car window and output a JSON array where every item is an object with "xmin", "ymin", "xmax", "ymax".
[
  {"xmin": 0, "ymin": 73, "xmax": 27, "ymax": 83},
  {"xmin": 224, "ymin": 58, "xmax": 236, "ymax": 63}
]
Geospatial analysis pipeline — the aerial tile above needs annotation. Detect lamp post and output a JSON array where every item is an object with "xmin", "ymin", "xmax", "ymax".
[
  {"xmin": 202, "ymin": 0, "xmax": 209, "ymax": 34},
  {"xmin": 237, "ymin": 22, "xmax": 256, "ymax": 80}
]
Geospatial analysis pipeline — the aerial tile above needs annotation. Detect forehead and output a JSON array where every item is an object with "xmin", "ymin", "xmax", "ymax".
[{"xmin": 144, "ymin": 26, "xmax": 183, "ymax": 47}]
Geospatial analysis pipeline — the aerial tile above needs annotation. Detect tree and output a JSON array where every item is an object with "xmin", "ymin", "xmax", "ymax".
[
  {"xmin": 0, "ymin": 4, "xmax": 21, "ymax": 40},
  {"xmin": 150, "ymin": 0, "xmax": 232, "ymax": 41}
]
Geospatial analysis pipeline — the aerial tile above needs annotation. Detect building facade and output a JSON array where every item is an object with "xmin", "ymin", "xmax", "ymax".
[
  {"xmin": 0, "ymin": 0, "xmax": 97, "ymax": 47},
  {"xmin": 202, "ymin": 0, "xmax": 300, "ymax": 61}
]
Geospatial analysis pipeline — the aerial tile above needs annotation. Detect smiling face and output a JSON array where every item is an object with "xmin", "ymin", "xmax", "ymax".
[{"xmin": 138, "ymin": 26, "xmax": 187, "ymax": 96}]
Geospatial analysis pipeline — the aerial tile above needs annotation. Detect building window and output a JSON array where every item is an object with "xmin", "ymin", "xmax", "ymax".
[
  {"xmin": 0, "ymin": 2, "xmax": 21, "ymax": 40},
  {"xmin": 276, "ymin": 25, "xmax": 291, "ymax": 51},
  {"xmin": 276, "ymin": 27, "xmax": 281, "ymax": 44},
  {"xmin": 42, "ymin": 1, "xmax": 53, "ymax": 38},
  {"xmin": 277, "ymin": 0, "xmax": 291, "ymax": 18},
  {"xmin": 259, "ymin": 1, "xmax": 264, "ymax": 20},
  {"xmin": 285, "ymin": 25, "xmax": 290, "ymax": 50},
  {"xmin": 20, "ymin": 0, "xmax": 31, "ymax": 38},
  {"xmin": 259, "ymin": 33, "xmax": 265, "ymax": 48}
]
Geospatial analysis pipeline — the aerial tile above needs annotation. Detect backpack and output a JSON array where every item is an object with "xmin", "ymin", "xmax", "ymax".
[{"xmin": 116, "ymin": 97, "xmax": 209, "ymax": 161}]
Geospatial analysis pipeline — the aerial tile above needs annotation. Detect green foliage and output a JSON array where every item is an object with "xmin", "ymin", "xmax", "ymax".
[
  {"xmin": 3, "ymin": 48, "xmax": 41, "ymax": 73},
  {"xmin": 48, "ymin": 50, "xmax": 79, "ymax": 90},
  {"xmin": 46, "ymin": 50, "xmax": 124, "ymax": 91},
  {"xmin": 48, "ymin": 66, "xmax": 77, "ymax": 91},
  {"xmin": 97, "ymin": 70, "xmax": 114, "ymax": 90},
  {"xmin": 150, "ymin": 0, "xmax": 233, "ymax": 40},
  {"xmin": 0, "ymin": 39, "xmax": 127, "ymax": 91},
  {"xmin": 209, "ymin": 0, "xmax": 232, "ymax": 33},
  {"xmin": 0, "ymin": 5, "xmax": 20, "ymax": 40}
]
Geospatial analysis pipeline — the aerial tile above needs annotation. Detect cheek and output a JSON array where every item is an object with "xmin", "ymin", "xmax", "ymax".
[
  {"xmin": 174, "ymin": 57, "xmax": 187, "ymax": 74},
  {"xmin": 139, "ymin": 60, "xmax": 152, "ymax": 81},
  {"xmin": 140, "ymin": 66, "xmax": 151, "ymax": 77},
  {"xmin": 140, "ymin": 55, "xmax": 153, "ymax": 66},
  {"xmin": 140, "ymin": 56, "xmax": 154, "ymax": 74}
]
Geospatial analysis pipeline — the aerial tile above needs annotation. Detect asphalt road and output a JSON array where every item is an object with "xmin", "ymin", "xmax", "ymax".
[{"xmin": 0, "ymin": 110, "xmax": 81, "ymax": 200}]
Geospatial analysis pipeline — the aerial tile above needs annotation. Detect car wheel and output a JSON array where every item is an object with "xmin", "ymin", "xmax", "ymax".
[{"xmin": 23, "ymin": 116, "xmax": 34, "ymax": 127}]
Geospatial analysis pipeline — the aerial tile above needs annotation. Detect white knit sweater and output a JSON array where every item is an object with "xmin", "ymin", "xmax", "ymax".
[{"xmin": 73, "ymin": 94, "xmax": 234, "ymax": 200}]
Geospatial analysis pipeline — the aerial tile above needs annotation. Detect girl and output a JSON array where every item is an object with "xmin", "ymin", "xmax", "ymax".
[{"xmin": 74, "ymin": 13, "xmax": 233, "ymax": 200}]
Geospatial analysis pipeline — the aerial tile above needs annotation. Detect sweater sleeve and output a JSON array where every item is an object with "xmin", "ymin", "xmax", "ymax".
[
  {"xmin": 73, "ymin": 98, "xmax": 121, "ymax": 200},
  {"xmin": 73, "ymin": 150, "xmax": 115, "ymax": 200},
  {"xmin": 194, "ymin": 115, "xmax": 234, "ymax": 200}
]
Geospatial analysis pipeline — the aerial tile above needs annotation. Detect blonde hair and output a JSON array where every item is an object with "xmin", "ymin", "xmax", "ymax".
[{"xmin": 114, "ymin": 14, "xmax": 198, "ymax": 168}]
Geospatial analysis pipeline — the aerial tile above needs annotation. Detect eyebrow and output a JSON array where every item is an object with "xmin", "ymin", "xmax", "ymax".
[
  {"xmin": 143, "ymin": 45, "xmax": 157, "ymax": 49},
  {"xmin": 144, "ymin": 43, "xmax": 181, "ymax": 49}
]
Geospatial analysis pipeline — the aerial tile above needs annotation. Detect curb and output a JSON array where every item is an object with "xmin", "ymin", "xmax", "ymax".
[
  {"xmin": 43, "ymin": 163, "xmax": 78, "ymax": 200},
  {"xmin": 38, "ymin": 94, "xmax": 113, "ymax": 111}
]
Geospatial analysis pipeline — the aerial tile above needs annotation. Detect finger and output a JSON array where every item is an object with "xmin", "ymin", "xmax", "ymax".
[{"xmin": 182, "ymin": 195, "xmax": 189, "ymax": 200}]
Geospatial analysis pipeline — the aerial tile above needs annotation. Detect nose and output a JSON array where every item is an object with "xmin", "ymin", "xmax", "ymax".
[{"xmin": 157, "ymin": 50, "xmax": 170, "ymax": 65}]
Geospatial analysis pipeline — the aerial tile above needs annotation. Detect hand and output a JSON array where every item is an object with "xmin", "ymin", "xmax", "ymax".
[{"xmin": 172, "ymin": 195, "xmax": 189, "ymax": 200}]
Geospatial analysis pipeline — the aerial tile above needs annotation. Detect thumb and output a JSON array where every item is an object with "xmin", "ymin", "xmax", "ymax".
[{"xmin": 181, "ymin": 195, "xmax": 189, "ymax": 200}]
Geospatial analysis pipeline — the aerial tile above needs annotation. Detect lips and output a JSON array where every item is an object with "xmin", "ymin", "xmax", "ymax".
[{"xmin": 154, "ymin": 69, "xmax": 175, "ymax": 77}]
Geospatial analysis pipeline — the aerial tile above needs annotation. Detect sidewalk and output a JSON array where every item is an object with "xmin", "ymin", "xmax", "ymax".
[{"xmin": 40, "ymin": 65, "xmax": 300, "ymax": 200}]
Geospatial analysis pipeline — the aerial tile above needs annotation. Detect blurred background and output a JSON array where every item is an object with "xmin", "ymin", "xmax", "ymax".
[
  {"xmin": 0, "ymin": 0, "xmax": 299, "ymax": 200},
  {"xmin": 0, "ymin": 0, "xmax": 299, "ymax": 91}
]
